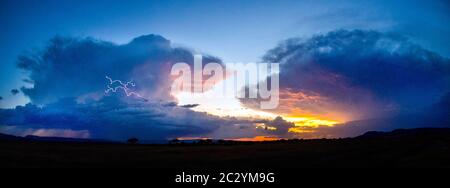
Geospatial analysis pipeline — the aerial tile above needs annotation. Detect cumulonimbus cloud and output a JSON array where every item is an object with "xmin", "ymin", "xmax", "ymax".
[
  {"xmin": 17, "ymin": 34, "xmax": 221, "ymax": 105},
  {"xmin": 240, "ymin": 29, "xmax": 450, "ymax": 138},
  {"xmin": 244, "ymin": 29, "xmax": 450, "ymax": 122},
  {"xmin": 0, "ymin": 34, "xmax": 236, "ymax": 141}
]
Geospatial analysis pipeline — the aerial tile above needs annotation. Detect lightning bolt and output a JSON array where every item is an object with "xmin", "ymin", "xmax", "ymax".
[{"xmin": 105, "ymin": 76, "xmax": 148, "ymax": 101}]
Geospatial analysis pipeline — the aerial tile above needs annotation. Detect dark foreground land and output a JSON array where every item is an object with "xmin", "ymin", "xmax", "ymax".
[{"xmin": 1, "ymin": 128, "xmax": 449, "ymax": 168}]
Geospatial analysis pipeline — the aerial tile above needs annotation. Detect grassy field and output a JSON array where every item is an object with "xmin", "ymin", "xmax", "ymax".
[{"xmin": 1, "ymin": 128, "xmax": 449, "ymax": 168}]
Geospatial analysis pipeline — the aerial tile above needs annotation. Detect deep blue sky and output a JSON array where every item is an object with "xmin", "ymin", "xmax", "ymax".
[{"xmin": 0, "ymin": 0, "xmax": 449, "ymax": 108}]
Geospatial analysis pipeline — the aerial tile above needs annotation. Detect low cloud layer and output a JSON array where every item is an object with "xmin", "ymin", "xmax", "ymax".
[{"xmin": 0, "ymin": 96, "xmax": 234, "ymax": 140}]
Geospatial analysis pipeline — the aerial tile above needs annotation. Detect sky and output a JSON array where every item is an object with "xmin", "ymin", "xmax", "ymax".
[{"xmin": 0, "ymin": 0, "xmax": 449, "ymax": 141}]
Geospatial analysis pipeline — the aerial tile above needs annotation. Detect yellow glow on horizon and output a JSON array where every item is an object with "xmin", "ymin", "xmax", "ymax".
[
  {"xmin": 288, "ymin": 127, "xmax": 316, "ymax": 133},
  {"xmin": 283, "ymin": 116, "xmax": 339, "ymax": 127},
  {"xmin": 230, "ymin": 136, "xmax": 280, "ymax": 142}
]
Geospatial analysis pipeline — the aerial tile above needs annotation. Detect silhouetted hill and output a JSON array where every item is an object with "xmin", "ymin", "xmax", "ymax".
[
  {"xmin": 0, "ymin": 133, "xmax": 25, "ymax": 141},
  {"xmin": 2, "ymin": 127, "xmax": 449, "ymax": 144},
  {"xmin": 23, "ymin": 135, "xmax": 115, "ymax": 143},
  {"xmin": 0, "ymin": 133, "xmax": 115, "ymax": 143},
  {"xmin": 357, "ymin": 128, "xmax": 450, "ymax": 139},
  {"xmin": 1, "ymin": 128, "xmax": 449, "ymax": 167}
]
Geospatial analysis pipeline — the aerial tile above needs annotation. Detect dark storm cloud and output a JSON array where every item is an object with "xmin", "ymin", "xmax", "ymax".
[
  {"xmin": 10, "ymin": 89, "xmax": 19, "ymax": 95},
  {"xmin": 239, "ymin": 29, "xmax": 450, "ymax": 138},
  {"xmin": 17, "ymin": 34, "xmax": 221, "ymax": 105},
  {"xmin": 160, "ymin": 102, "xmax": 199, "ymax": 108},
  {"xmin": 179, "ymin": 104, "xmax": 200, "ymax": 108},
  {"xmin": 3, "ymin": 33, "xmax": 288, "ymax": 140},
  {"xmin": 257, "ymin": 29, "xmax": 450, "ymax": 120},
  {"xmin": 261, "ymin": 116, "xmax": 296, "ymax": 137},
  {"xmin": 0, "ymin": 96, "xmax": 231, "ymax": 140},
  {"xmin": 2, "ymin": 34, "xmax": 231, "ymax": 140}
]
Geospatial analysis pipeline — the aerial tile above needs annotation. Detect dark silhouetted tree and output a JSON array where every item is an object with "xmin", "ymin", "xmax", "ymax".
[
  {"xmin": 127, "ymin": 137, "xmax": 139, "ymax": 144},
  {"xmin": 169, "ymin": 138, "xmax": 180, "ymax": 144}
]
